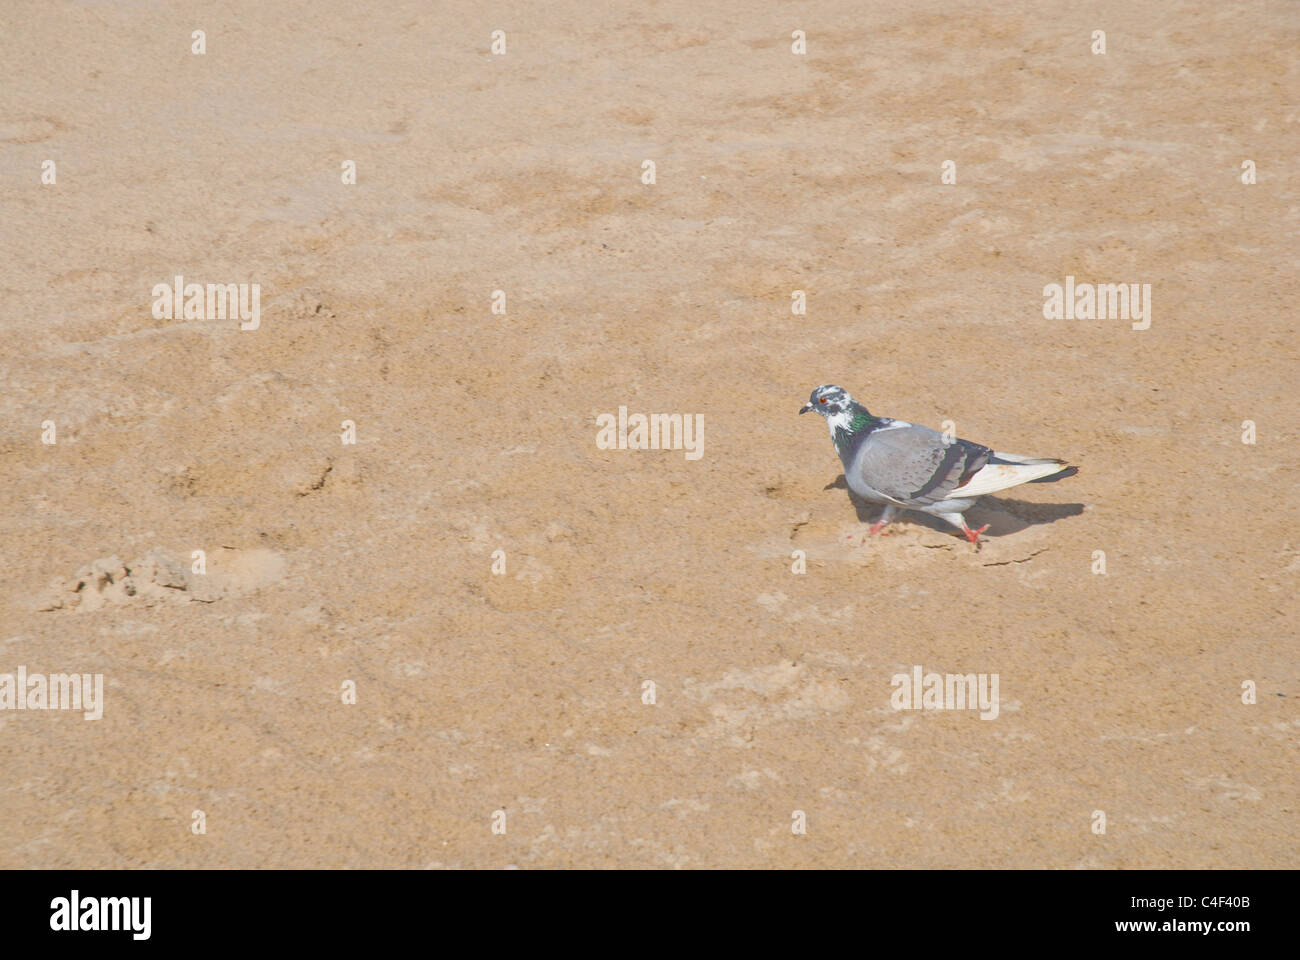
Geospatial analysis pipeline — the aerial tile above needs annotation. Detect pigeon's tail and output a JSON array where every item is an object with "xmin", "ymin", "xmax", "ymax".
[{"xmin": 952, "ymin": 453, "xmax": 1073, "ymax": 498}]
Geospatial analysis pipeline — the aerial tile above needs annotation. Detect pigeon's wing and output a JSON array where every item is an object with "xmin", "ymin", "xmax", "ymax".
[
  {"xmin": 950, "ymin": 452, "xmax": 1071, "ymax": 497},
  {"xmin": 853, "ymin": 423, "xmax": 992, "ymax": 506}
]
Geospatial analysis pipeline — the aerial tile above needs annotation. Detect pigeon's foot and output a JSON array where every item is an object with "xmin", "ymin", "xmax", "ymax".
[
  {"xmin": 860, "ymin": 520, "xmax": 891, "ymax": 543},
  {"xmin": 861, "ymin": 505, "xmax": 899, "ymax": 542},
  {"xmin": 931, "ymin": 509, "xmax": 985, "ymax": 546}
]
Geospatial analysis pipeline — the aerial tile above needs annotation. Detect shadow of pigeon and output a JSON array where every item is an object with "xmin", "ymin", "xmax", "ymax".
[
  {"xmin": 964, "ymin": 497, "xmax": 1085, "ymax": 537},
  {"xmin": 825, "ymin": 475, "xmax": 1083, "ymax": 539}
]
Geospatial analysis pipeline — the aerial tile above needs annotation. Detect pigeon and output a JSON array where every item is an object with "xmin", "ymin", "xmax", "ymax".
[{"xmin": 800, "ymin": 384, "xmax": 1074, "ymax": 546}]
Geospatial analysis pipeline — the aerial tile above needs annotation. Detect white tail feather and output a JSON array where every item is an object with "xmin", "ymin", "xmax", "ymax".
[{"xmin": 952, "ymin": 454, "xmax": 1069, "ymax": 498}]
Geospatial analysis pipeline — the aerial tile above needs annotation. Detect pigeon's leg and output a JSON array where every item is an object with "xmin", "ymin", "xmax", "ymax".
[
  {"xmin": 866, "ymin": 504, "xmax": 899, "ymax": 539},
  {"xmin": 933, "ymin": 510, "xmax": 989, "ymax": 547}
]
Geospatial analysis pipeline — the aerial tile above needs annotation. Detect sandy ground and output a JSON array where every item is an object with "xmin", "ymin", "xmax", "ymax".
[{"xmin": 1, "ymin": 0, "xmax": 1296, "ymax": 868}]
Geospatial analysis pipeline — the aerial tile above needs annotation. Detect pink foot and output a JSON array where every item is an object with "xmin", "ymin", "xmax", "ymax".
[{"xmin": 962, "ymin": 523, "xmax": 990, "ymax": 546}]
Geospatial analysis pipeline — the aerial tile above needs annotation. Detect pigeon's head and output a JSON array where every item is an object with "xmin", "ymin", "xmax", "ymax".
[{"xmin": 799, "ymin": 384, "xmax": 855, "ymax": 418}]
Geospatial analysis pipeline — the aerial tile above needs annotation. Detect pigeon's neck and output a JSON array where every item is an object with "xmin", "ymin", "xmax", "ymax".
[{"xmin": 828, "ymin": 402, "xmax": 882, "ymax": 461}]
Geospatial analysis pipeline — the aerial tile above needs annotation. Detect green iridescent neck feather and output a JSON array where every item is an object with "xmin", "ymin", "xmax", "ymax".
[{"xmin": 831, "ymin": 403, "xmax": 880, "ymax": 458}]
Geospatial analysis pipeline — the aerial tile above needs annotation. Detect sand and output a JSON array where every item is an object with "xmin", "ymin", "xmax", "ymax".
[{"xmin": 1, "ymin": 0, "xmax": 1295, "ymax": 868}]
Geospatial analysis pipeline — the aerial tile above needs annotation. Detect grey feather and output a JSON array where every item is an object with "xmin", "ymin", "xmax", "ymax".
[{"xmin": 845, "ymin": 423, "xmax": 991, "ymax": 507}]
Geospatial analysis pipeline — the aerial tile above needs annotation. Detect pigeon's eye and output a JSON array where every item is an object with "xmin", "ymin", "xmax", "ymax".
[{"xmin": 819, "ymin": 397, "xmax": 828, "ymax": 404}]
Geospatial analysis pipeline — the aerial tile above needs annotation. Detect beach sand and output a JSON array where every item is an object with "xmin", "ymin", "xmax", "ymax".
[{"xmin": 1, "ymin": 0, "xmax": 1295, "ymax": 867}]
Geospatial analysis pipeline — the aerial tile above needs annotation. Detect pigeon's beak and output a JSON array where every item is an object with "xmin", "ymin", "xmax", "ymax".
[{"xmin": 798, "ymin": 402, "xmax": 813, "ymax": 415}]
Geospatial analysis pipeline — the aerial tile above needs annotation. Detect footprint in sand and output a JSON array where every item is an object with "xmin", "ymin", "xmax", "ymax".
[{"xmin": 36, "ymin": 548, "xmax": 285, "ymax": 612}]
